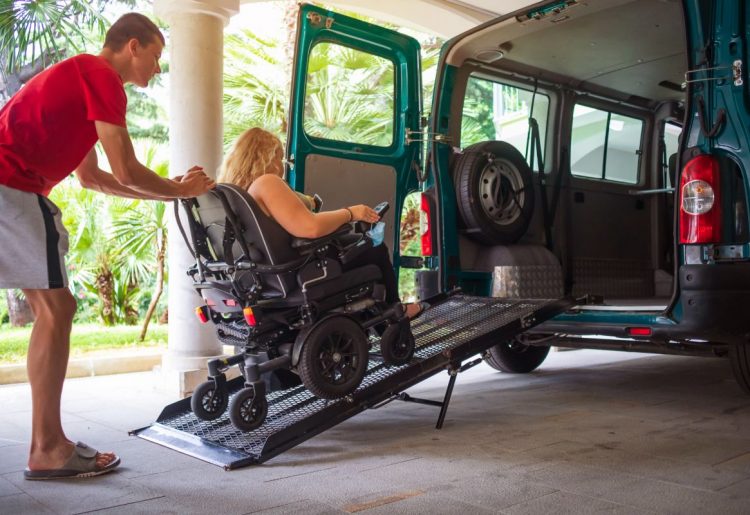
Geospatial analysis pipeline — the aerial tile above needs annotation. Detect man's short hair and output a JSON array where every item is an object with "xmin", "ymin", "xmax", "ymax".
[{"xmin": 104, "ymin": 13, "xmax": 165, "ymax": 51}]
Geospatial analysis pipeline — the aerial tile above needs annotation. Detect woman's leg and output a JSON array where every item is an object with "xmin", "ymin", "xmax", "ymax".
[{"xmin": 341, "ymin": 244, "xmax": 399, "ymax": 303}]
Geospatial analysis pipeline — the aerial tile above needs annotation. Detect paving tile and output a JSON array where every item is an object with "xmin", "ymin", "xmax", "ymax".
[
  {"xmin": 247, "ymin": 499, "xmax": 345, "ymax": 514},
  {"xmin": 0, "ymin": 474, "xmax": 22, "ymax": 497},
  {"xmin": 0, "ymin": 443, "xmax": 29, "ymax": 475},
  {"xmin": 355, "ymin": 490, "xmax": 494, "ymax": 515},
  {"xmin": 523, "ymin": 460, "xmax": 748, "ymax": 514},
  {"xmin": 539, "ymin": 439, "xmax": 745, "ymax": 490},
  {"xmin": 428, "ymin": 472, "xmax": 557, "ymax": 511},
  {"xmin": 0, "ymin": 493, "xmax": 57, "ymax": 514},
  {"xmin": 718, "ymin": 477, "xmax": 750, "ymax": 499},
  {"xmin": 107, "ymin": 437, "xmax": 209, "ymax": 479},
  {"xmin": 66, "ymin": 496, "xmax": 190, "ymax": 515},
  {"xmin": 501, "ymin": 490, "xmax": 645, "ymax": 515},
  {"xmin": 3, "ymin": 471, "xmax": 163, "ymax": 515}
]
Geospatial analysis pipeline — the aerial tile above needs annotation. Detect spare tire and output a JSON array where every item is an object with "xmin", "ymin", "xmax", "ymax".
[{"xmin": 454, "ymin": 141, "xmax": 534, "ymax": 245}]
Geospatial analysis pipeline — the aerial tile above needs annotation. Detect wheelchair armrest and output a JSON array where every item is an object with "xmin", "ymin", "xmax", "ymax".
[
  {"xmin": 339, "ymin": 237, "xmax": 374, "ymax": 266},
  {"xmin": 290, "ymin": 224, "xmax": 353, "ymax": 254}
]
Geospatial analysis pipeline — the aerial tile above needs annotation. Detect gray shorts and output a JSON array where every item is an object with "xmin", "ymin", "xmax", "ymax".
[{"xmin": 0, "ymin": 184, "xmax": 69, "ymax": 289}]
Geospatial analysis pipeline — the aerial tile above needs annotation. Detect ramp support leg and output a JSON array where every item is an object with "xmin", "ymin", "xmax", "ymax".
[
  {"xmin": 396, "ymin": 357, "xmax": 484, "ymax": 429},
  {"xmin": 434, "ymin": 370, "xmax": 457, "ymax": 429}
]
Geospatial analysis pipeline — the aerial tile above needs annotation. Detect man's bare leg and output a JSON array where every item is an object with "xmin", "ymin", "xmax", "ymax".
[{"xmin": 23, "ymin": 288, "xmax": 116, "ymax": 471}]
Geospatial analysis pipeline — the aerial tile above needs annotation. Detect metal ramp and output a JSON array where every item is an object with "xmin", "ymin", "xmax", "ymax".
[{"xmin": 133, "ymin": 295, "xmax": 572, "ymax": 469}]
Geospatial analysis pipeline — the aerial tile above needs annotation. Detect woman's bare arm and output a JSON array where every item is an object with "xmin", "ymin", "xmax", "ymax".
[{"xmin": 249, "ymin": 174, "xmax": 378, "ymax": 238}]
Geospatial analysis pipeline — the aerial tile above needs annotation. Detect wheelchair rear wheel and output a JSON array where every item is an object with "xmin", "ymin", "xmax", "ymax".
[
  {"xmin": 298, "ymin": 316, "xmax": 369, "ymax": 399},
  {"xmin": 191, "ymin": 380, "xmax": 228, "ymax": 421},
  {"xmin": 229, "ymin": 386, "xmax": 268, "ymax": 431},
  {"xmin": 380, "ymin": 319, "xmax": 415, "ymax": 366}
]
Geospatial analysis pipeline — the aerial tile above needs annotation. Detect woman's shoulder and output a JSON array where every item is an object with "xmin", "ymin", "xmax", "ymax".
[
  {"xmin": 252, "ymin": 174, "xmax": 286, "ymax": 188},
  {"xmin": 248, "ymin": 174, "xmax": 293, "ymax": 202}
]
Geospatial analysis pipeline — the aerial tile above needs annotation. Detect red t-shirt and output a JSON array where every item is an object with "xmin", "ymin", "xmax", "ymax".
[{"xmin": 0, "ymin": 54, "xmax": 127, "ymax": 196}]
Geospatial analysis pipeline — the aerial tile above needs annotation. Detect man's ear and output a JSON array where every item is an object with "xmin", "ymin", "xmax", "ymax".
[{"xmin": 126, "ymin": 38, "xmax": 139, "ymax": 56}]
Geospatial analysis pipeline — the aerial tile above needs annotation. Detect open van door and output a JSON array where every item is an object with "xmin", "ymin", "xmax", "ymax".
[{"xmin": 286, "ymin": 3, "xmax": 422, "ymax": 257}]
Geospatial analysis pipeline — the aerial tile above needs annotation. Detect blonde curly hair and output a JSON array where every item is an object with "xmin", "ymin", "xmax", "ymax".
[{"xmin": 218, "ymin": 127, "xmax": 283, "ymax": 190}]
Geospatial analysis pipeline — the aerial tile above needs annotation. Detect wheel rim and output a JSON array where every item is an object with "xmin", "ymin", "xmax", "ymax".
[
  {"xmin": 478, "ymin": 157, "xmax": 526, "ymax": 226},
  {"xmin": 201, "ymin": 389, "xmax": 223, "ymax": 414},
  {"xmin": 316, "ymin": 330, "xmax": 360, "ymax": 385},
  {"xmin": 239, "ymin": 396, "xmax": 261, "ymax": 423},
  {"xmin": 392, "ymin": 330, "xmax": 412, "ymax": 360}
]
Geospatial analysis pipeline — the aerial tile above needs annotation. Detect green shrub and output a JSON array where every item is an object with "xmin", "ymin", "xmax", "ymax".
[{"xmin": 0, "ymin": 324, "xmax": 168, "ymax": 364}]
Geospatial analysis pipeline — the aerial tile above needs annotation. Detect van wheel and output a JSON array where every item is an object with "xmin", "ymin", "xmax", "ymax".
[
  {"xmin": 485, "ymin": 340, "xmax": 549, "ymax": 373},
  {"xmin": 454, "ymin": 141, "xmax": 535, "ymax": 245},
  {"xmin": 730, "ymin": 343, "xmax": 750, "ymax": 394}
]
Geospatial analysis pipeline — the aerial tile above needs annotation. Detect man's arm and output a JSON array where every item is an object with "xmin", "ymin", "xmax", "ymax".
[
  {"xmin": 75, "ymin": 148, "xmax": 171, "ymax": 200},
  {"xmin": 94, "ymin": 121, "xmax": 214, "ymax": 198}
]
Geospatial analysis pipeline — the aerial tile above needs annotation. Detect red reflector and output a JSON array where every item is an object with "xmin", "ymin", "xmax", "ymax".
[
  {"xmin": 205, "ymin": 298, "xmax": 216, "ymax": 307},
  {"xmin": 243, "ymin": 307, "xmax": 257, "ymax": 326},
  {"xmin": 627, "ymin": 327, "xmax": 652, "ymax": 337},
  {"xmin": 195, "ymin": 306, "xmax": 209, "ymax": 324},
  {"xmin": 679, "ymin": 154, "xmax": 721, "ymax": 243},
  {"xmin": 223, "ymin": 299, "xmax": 238, "ymax": 307},
  {"xmin": 420, "ymin": 193, "xmax": 433, "ymax": 256}
]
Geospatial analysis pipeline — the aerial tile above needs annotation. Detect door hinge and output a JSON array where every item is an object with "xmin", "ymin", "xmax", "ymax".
[
  {"xmin": 306, "ymin": 12, "xmax": 333, "ymax": 29},
  {"xmin": 406, "ymin": 128, "xmax": 452, "ymax": 145},
  {"xmin": 685, "ymin": 60, "xmax": 743, "ymax": 87}
]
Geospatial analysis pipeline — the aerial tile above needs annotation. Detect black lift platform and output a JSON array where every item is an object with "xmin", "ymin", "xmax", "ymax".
[{"xmin": 133, "ymin": 295, "xmax": 572, "ymax": 469}]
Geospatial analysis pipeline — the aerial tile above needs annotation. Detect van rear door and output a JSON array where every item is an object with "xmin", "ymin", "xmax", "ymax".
[{"xmin": 286, "ymin": 4, "xmax": 422, "ymax": 255}]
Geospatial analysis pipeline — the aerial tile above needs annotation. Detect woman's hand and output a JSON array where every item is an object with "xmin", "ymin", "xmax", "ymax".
[{"xmin": 347, "ymin": 204, "xmax": 380, "ymax": 223}]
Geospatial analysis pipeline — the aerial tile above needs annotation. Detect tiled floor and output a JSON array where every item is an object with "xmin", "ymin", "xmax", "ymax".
[{"xmin": 1, "ymin": 349, "xmax": 749, "ymax": 514}]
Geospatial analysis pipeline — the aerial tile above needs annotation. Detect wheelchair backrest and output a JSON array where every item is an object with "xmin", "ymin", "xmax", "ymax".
[{"xmin": 180, "ymin": 183, "xmax": 299, "ymax": 298}]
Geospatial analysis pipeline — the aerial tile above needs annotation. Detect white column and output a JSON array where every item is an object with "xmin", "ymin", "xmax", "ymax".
[{"xmin": 155, "ymin": 0, "xmax": 239, "ymax": 396}]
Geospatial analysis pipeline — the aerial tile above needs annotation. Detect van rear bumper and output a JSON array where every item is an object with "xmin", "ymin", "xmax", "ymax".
[
  {"xmin": 678, "ymin": 263, "xmax": 750, "ymax": 342},
  {"xmin": 530, "ymin": 263, "xmax": 750, "ymax": 346}
]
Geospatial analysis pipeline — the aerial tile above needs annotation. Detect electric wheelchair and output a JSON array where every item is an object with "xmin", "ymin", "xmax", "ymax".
[{"xmin": 176, "ymin": 183, "xmax": 415, "ymax": 431}]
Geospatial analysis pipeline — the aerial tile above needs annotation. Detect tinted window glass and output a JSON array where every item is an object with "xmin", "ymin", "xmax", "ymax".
[
  {"xmin": 571, "ymin": 104, "xmax": 643, "ymax": 184},
  {"xmin": 303, "ymin": 42, "xmax": 394, "ymax": 147},
  {"xmin": 461, "ymin": 76, "xmax": 549, "ymax": 169}
]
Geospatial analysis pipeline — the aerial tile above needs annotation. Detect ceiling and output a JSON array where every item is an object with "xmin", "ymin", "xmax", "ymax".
[{"xmin": 240, "ymin": 0, "xmax": 542, "ymax": 39}]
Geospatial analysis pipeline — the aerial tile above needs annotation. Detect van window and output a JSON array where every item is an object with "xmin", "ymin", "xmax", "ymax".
[
  {"xmin": 303, "ymin": 42, "xmax": 395, "ymax": 147},
  {"xmin": 461, "ymin": 75, "xmax": 549, "ymax": 169},
  {"xmin": 571, "ymin": 105, "xmax": 644, "ymax": 184}
]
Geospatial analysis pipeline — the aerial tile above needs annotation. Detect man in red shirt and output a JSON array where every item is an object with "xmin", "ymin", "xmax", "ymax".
[{"xmin": 0, "ymin": 13, "xmax": 214, "ymax": 479}]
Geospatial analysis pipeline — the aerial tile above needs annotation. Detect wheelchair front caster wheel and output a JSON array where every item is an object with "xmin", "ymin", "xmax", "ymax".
[
  {"xmin": 191, "ymin": 380, "xmax": 228, "ymax": 421},
  {"xmin": 229, "ymin": 387, "xmax": 268, "ymax": 431},
  {"xmin": 380, "ymin": 319, "xmax": 415, "ymax": 366}
]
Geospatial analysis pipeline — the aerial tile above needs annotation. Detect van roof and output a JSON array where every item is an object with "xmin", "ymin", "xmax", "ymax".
[{"xmin": 446, "ymin": 0, "xmax": 685, "ymax": 104}]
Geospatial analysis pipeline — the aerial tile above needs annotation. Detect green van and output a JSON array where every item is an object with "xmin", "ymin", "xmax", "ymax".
[{"xmin": 285, "ymin": 0, "xmax": 750, "ymax": 393}]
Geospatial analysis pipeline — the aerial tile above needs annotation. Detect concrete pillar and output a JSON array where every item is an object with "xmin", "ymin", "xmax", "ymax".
[{"xmin": 154, "ymin": 0, "xmax": 239, "ymax": 396}]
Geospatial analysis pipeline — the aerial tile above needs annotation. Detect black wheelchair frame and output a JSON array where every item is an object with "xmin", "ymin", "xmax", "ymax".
[{"xmin": 176, "ymin": 184, "xmax": 415, "ymax": 431}]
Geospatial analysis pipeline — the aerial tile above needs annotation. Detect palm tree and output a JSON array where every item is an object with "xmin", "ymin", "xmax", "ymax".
[
  {"xmin": 223, "ymin": 28, "xmax": 289, "ymax": 144},
  {"xmin": 109, "ymin": 156, "xmax": 170, "ymax": 340},
  {"xmin": 0, "ymin": 0, "xmax": 110, "ymax": 98}
]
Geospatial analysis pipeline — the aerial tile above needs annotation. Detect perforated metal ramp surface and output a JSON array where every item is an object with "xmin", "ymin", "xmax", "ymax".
[{"xmin": 133, "ymin": 295, "xmax": 572, "ymax": 468}]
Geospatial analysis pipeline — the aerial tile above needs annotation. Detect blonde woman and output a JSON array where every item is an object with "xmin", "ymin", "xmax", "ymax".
[{"xmin": 219, "ymin": 127, "xmax": 423, "ymax": 316}]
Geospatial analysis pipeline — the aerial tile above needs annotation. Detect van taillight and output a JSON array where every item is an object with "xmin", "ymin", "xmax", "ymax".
[
  {"xmin": 679, "ymin": 155, "xmax": 721, "ymax": 244},
  {"xmin": 420, "ymin": 193, "xmax": 433, "ymax": 256}
]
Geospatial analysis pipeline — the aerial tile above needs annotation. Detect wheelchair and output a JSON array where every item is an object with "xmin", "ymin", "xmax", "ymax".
[{"xmin": 176, "ymin": 183, "xmax": 415, "ymax": 431}]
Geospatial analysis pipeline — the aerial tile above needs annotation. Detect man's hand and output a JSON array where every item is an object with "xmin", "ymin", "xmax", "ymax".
[{"xmin": 173, "ymin": 166, "xmax": 215, "ymax": 198}]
